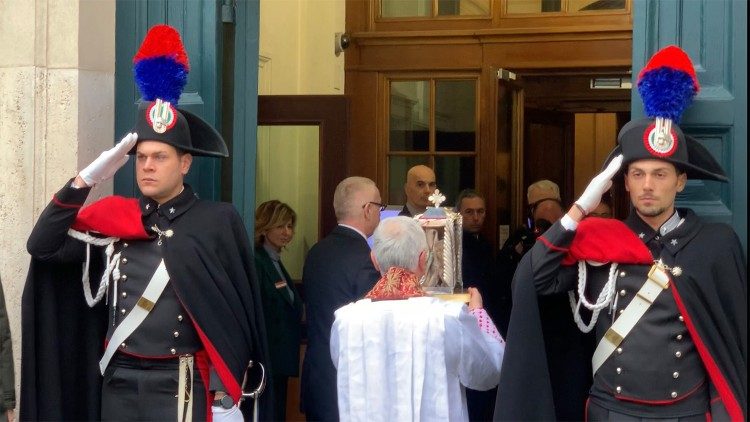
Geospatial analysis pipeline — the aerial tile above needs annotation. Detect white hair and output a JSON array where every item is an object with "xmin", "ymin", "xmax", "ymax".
[
  {"xmin": 333, "ymin": 176, "xmax": 376, "ymax": 221},
  {"xmin": 372, "ymin": 217, "xmax": 427, "ymax": 273}
]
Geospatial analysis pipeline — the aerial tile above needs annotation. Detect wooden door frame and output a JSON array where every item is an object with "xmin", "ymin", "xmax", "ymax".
[
  {"xmin": 484, "ymin": 69, "xmax": 526, "ymax": 250},
  {"xmin": 257, "ymin": 95, "xmax": 349, "ymax": 237}
]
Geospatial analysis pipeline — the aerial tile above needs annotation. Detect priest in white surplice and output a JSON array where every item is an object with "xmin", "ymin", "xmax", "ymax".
[{"xmin": 330, "ymin": 216, "xmax": 505, "ymax": 421}]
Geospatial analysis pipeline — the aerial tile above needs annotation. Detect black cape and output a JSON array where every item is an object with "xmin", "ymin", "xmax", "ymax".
[
  {"xmin": 21, "ymin": 183, "xmax": 272, "ymax": 421},
  {"xmin": 494, "ymin": 211, "xmax": 747, "ymax": 421}
]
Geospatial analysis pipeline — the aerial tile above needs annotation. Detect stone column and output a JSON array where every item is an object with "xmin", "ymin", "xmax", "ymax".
[{"xmin": 0, "ymin": 0, "xmax": 115, "ymax": 411}]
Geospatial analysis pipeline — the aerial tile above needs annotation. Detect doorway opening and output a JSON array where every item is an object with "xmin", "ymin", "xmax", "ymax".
[{"xmin": 496, "ymin": 69, "xmax": 631, "ymax": 244}]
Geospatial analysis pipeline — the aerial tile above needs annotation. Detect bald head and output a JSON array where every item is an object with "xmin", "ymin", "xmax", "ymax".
[{"xmin": 404, "ymin": 165, "xmax": 437, "ymax": 212}]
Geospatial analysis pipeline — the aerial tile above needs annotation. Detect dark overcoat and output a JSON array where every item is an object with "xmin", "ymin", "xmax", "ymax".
[
  {"xmin": 21, "ymin": 182, "xmax": 272, "ymax": 421},
  {"xmin": 254, "ymin": 245, "xmax": 303, "ymax": 377},
  {"xmin": 495, "ymin": 210, "xmax": 747, "ymax": 421}
]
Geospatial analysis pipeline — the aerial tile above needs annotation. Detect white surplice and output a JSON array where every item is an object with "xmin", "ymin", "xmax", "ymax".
[{"xmin": 330, "ymin": 297, "xmax": 504, "ymax": 422}]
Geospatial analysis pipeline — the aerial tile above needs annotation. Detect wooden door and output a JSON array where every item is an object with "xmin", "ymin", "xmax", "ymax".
[
  {"xmin": 494, "ymin": 78, "xmax": 525, "ymax": 247},
  {"xmin": 114, "ymin": 0, "xmax": 226, "ymax": 201},
  {"xmin": 523, "ymin": 108, "xmax": 575, "ymax": 207},
  {"xmin": 633, "ymin": 0, "xmax": 747, "ymax": 251}
]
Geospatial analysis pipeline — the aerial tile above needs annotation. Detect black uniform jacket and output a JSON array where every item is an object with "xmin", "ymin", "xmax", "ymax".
[
  {"xmin": 21, "ymin": 182, "xmax": 271, "ymax": 421},
  {"xmin": 494, "ymin": 210, "xmax": 747, "ymax": 421}
]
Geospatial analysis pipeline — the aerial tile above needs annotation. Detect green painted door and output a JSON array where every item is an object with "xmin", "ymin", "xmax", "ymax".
[
  {"xmin": 114, "ymin": 0, "xmax": 224, "ymax": 201},
  {"xmin": 633, "ymin": 0, "xmax": 747, "ymax": 253}
]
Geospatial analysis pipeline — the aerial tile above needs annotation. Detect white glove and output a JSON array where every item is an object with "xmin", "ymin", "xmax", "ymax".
[
  {"xmin": 211, "ymin": 404, "xmax": 243, "ymax": 422},
  {"xmin": 79, "ymin": 133, "xmax": 138, "ymax": 187},
  {"xmin": 575, "ymin": 154, "xmax": 624, "ymax": 214}
]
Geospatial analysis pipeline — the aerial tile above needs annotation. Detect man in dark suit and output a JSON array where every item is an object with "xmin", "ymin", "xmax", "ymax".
[
  {"xmin": 300, "ymin": 176, "xmax": 383, "ymax": 421},
  {"xmin": 455, "ymin": 189, "xmax": 502, "ymax": 422}
]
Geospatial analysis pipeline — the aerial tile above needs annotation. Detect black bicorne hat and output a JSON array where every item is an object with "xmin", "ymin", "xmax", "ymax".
[
  {"xmin": 129, "ymin": 25, "xmax": 228, "ymax": 158},
  {"xmin": 603, "ymin": 45, "xmax": 728, "ymax": 182},
  {"xmin": 605, "ymin": 118, "xmax": 728, "ymax": 182}
]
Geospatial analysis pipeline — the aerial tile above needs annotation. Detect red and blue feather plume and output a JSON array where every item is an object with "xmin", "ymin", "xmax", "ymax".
[
  {"xmin": 132, "ymin": 25, "xmax": 190, "ymax": 105},
  {"xmin": 637, "ymin": 45, "xmax": 699, "ymax": 123}
]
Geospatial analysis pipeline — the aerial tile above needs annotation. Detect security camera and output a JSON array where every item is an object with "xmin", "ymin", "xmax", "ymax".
[{"xmin": 335, "ymin": 32, "xmax": 351, "ymax": 56}]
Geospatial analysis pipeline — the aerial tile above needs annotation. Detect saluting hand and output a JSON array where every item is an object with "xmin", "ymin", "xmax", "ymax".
[
  {"xmin": 575, "ymin": 154, "xmax": 623, "ymax": 215},
  {"xmin": 77, "ymin": 132, "xmax": 138, "ymax": 187}
]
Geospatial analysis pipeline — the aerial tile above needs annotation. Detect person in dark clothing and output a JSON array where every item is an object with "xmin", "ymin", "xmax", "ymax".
[
  {"xmin": 300, "ymin": 176, "xmax": 382, "ymax": 421},
  {"xmin": 495, "ymin": 45, "xmax": 746, "ymax": 421},
  {"xmin": 455, "ymin": 189, "xmax": 501, "ymax": 422},
  {"xmin": 0, "ymin": 277, "xmax": 15, "ymax": 422},
  {"xmin": 254, "ymin": 200, "xmax": 303, "ymax": 422},
  {"xmin": 21, "ymin": 25, "xmax": 270, "ymax": 422},
  {"xmin": 497, "ymin": 179, "xmax": 564, "ymax": 280}
]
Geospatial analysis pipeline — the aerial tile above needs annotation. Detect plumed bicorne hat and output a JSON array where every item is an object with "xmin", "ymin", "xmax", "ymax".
[
  {"xmin": 604, "ymin": 45, "xmax": 727, "ymax": 182},
  {"xmin": 131, "ymin": 25, "xmax": 228, "ymax": 157}
]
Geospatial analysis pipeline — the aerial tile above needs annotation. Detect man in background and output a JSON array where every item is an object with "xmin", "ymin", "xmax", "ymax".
[
  {"xmin": 399, "ymin": 165, "xmax": 437, "ymax": 217},
  {"xmin": 300, "ymin": 177, "xmax": 382, "ymax": 421},
  {"xmin": 497, "ymin": 179, "xmax": 565, "ymax": 291},
  {"xmin": 455, "ymin": 189, "xmax": 502, "ymax": 421}
]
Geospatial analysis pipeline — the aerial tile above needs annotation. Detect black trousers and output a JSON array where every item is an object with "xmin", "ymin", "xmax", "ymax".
[
  {"xmin": 101, "ymin": 354, "xmax": 207, "ymax": 421},
  {"xmin": 272, "ymin": 376, "xmax": 288, "ymax": 422}
]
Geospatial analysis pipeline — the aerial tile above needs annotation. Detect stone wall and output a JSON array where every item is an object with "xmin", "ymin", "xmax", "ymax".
[{"xmin": 0, "ymin": 0, "xmax": 116, "ymax": 411}]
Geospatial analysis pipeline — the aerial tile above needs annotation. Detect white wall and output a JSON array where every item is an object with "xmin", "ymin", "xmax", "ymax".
[{"xmin": 0, "ymin": 0, "xmax": 116, "ymax": 409}]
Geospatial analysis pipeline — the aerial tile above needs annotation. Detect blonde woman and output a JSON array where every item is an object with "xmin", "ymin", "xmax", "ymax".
[{"xmin": 254, "ymin": 200, "xmax": 303, "ymax": 421}]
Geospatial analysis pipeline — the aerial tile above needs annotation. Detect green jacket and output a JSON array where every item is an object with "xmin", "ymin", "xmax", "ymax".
[
  {"xmin": 254, "ymin": 246, "xmax": 303, "ymax": 378},
  {"xmin": 0, "ymin": 278, "xmax": 16, "ymax": 412}
]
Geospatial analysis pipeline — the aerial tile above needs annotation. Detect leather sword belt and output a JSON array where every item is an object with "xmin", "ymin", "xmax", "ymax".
[{"xmin": 592, "ymin": 263, "xmax": 671, "ymax": 375}]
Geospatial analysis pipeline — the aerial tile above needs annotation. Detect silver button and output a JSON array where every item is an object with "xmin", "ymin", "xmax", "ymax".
[
  {"xmin": 618, "ymin": 309, "xmax": 624, "ymax": 315},
  {"xmin": 120, "ymin": 308, "xmax": 126, "ymax": 315},
  {"xmin": 121, "ymin": 274, "xmax": 128, "ymax": 281},
  {"xmin": 616, "ymin": 367, "xmax": 622, "ymax": 374},
  {"xmin": 619, "ymin": 289, "xmax": 627, "ymax": 297},
  {"xmin": 655, "ymin": 235, "xmax": 660, "ymax": 240},
  {"xmin": 678, "ymin": 315, "xmax": 684, "ymax": 322},
  {"xmin": 177, "ymin": 315, "xmax": 183, "ymax": 322},
  {"xmin": 120, "ymin": 342, "xmax": 126, "ymax": 348},
  {"xmin": 616, "ymin": 386, "xmax": 622, "ymax": 394},
  {"xmin": 619, "ymin": 271, "xmax": 626, "ymax": 278},
  {"xmin": 121, "ymin": 257, "xmax": 128, "ymax": 264},
  {"xmin": 673, "ymin": 371, "xmax": 680, "ymax": 379},
  {"xmin": 616, "ymin": 347, "xmax": 623, "ymax": 354},
  {"xmin": 123, "ymin": 243, "xmax": 129, "ymax": 248},
  {"xmin": 676, "ymin": 334, "xmax": 683, "ymax": 340},
  {"xmin": 675, "ymin": 351, "xmax": 682, "ymax": 358},
  {"xmin": 671, "ymin": 391, "xmax": 678, "ymax": 398},
  {"xmin": 174, "ymin": 331, "xmax": 180, "ymax": 338},
  {"xmin": 121, "ymin": 292, "xmax": 127, "ymax": 298},
  {"xmin": 170, "ymin": 348, "xmax": 176, "ymax": 355}
]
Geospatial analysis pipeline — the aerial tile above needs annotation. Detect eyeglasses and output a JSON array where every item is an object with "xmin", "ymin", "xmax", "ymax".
[{"xmin": 363, "ymin": 201, "xmax": 387, "ymax": 212}]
